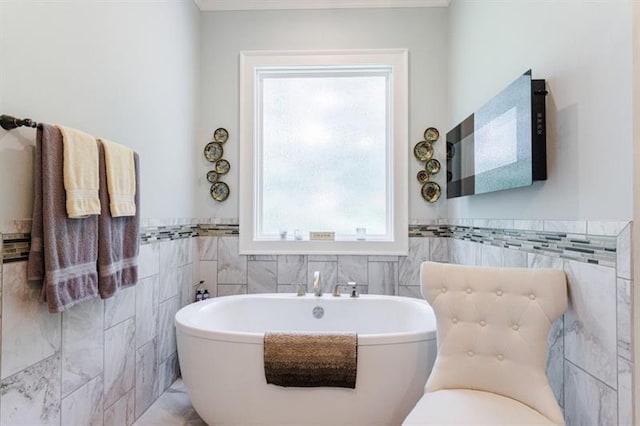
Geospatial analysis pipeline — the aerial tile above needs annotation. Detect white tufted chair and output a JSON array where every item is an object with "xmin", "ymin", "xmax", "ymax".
[{"xmin": 403, "ymin": 261, "xmax": 567, "ymax": 426}]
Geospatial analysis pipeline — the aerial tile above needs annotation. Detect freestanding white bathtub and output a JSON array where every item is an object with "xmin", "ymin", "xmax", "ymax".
[{"xmin": 175, "ymin": 293, "xmax": 437, "ymax": 426}]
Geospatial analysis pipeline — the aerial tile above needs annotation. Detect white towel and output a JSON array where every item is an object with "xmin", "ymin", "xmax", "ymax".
[
  {"xmin": 98, "ymin": 138, "xmax": 136, "ymax": 217},
  {"xmin": 56, "ymin": 124, "xmax": 100, "ymax": 218}
]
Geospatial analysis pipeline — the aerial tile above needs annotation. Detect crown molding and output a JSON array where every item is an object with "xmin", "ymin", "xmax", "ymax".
[{"xmin": 194, "ymin": 0, "xmax": 450, "ymax": 12}]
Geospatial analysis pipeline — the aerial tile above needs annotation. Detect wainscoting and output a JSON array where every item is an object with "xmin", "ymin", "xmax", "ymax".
[
  {"xmin": 0, "ymin": 221, "xmax": 197, "ymax": 425},
  {"xmin": 0, "ymin": 218, "xmax": 632, "ymax": 426}
]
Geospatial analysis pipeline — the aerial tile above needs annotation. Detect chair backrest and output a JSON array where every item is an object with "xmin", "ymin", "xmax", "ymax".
[{"xmin": 421, "ymin": 261, "xmax": 567, "ymax": 425}]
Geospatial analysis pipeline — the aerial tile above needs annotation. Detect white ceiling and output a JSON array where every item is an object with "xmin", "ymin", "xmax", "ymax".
[{"xmin": 194, "ymin": 0, "xmax": 450, "ymax": 11}]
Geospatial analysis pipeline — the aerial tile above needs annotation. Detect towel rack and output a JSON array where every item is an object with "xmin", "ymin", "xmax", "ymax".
[{"xmin": 0, "ymin": 114, "xmax": 38, "ymax": 131}]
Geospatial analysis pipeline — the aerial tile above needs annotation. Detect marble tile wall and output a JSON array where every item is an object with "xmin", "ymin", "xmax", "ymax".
[
  {"xmin": 0, "ymin": 226, "xmax": 198, "ymax": 425},
  {"xmin": 194, "ymin": 222, "xmax": 631, "ymax": 426},
  {"xmin": 193, "ymin": 220, "xmax": 633, "ymax": 426},
  {"xmin": 0, "ymin": 218, "xmax": 634, "ymax": 426},
  {"xmin": 196, "ymin": 236, "xmax": 449, "ymax": 298},
  {"xmin": 449, "ymin": 220, "xmax": 618, "ymax": 267},
  {"xmin": 446, "ymin": 220, "xmax": 633, "ymax": 426}
]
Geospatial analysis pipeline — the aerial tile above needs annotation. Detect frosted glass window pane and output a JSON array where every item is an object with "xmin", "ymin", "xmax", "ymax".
[{"xmin": 260, "ymin": 73, "xmax": 388, "ymax": 237}]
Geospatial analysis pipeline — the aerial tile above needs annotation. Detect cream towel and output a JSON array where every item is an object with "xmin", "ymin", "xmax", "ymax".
[
  {"xmin": 98, "ymin": 138, "xmax": 136, "ymax": 217},
  {"xmin": 56, "ymin": 125, "xmax": 100, "ymax": 218}
]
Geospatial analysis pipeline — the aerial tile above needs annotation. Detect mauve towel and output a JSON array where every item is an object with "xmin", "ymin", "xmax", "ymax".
[
  {"xmin": 97, "ymin": 140, "xmax": 140, "ymax": 299},
  {"xmin": 27, "ymin": 124, "xmax": 99, "ymax": 313},
  {"xmin": 27, "ymin": 128, "xmax": 45, "ymax": 283}
]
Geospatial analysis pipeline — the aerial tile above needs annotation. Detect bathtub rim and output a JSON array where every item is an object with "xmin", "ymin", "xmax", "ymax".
[{"xmin": 175, "ymin": 293, "xmax": 436, "ymax": 346}]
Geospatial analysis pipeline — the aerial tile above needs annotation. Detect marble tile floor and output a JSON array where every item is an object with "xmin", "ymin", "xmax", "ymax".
[{"xmin": 134, "ymin": 379, "xmax": 206, "ymax": 426}]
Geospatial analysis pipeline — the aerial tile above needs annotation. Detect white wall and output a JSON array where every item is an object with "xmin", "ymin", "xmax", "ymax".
[
  {"xmin": 0, "ymin": 0, "xmax": 201, "ymax": 226},
  {"xmin": 197, "ymin": 7, "xmax": 449, "ymax": 221},
  {"xmin": 447, "ymin": 0, "xmax": 633, "ymax": 221}
]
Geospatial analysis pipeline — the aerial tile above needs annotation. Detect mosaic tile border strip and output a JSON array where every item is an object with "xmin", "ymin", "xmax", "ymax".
[
  {"xmin": 2, "ymin": 223, "xmax": 619, "ymax": 267},
  {"xmin": 450, "ymin": 225, "xmax": 617, "ymax": 267},
  {"xmin": 409, "ymin": 224, "xmax": 451, "ymax": 238},
  {"xmin": 139, "ymin": 224, "xmax": 198, "ymax": 245},
  {"xmin": 2, "ymin": 223, "xmax": 240, "ymax": 263},
  {"xmin": 2, "ymin": 224, "xmax": 201, "ymax": 263},
  {"xmin": 197, "ymin": 223, "xmax": 239, "ymax": 237},
  {"xmin": 2, "ymin": 233, "xmax": 31, "ymax": 264}
]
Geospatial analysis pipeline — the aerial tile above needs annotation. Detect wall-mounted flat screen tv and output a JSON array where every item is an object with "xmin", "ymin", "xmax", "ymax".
[{"xmin": 446, "ymin": 70, "xmax": 547, "ymax": 199}]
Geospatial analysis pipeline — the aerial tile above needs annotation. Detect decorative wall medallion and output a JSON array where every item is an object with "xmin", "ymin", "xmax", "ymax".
[
  {"xmin": 204, "ymin": 127, "xmax": 231, "ymax": 202},
  {"xmin": 207, "ymin": 170, "xmax": 219, "ymax": 183},
  {"xmin": 421, "ymin": 181, "xmax": 441, "ymax": 203},
  {"xmin": 423, "ymin": 127, "xmax": 440, "ymax": 142},
  {"xmin": 415, "ymin": 127, "xmax": 441, "ymax": 203},
  {"xmin": 214, "ymin": 159, "xmax": 231, "ymax": 175},
  {"xmin": 210, "ymin": 182, "xmax": 230, "ymax": 201},
  {"xmin": 204, "ymin": 142, "xmax": 224, "ymax": 162},
  {"xmin": 426, "ymin": 158, "xmax": 441, "ymax": 175},
  {"xmin": 413, "ymin": 141, "xmax": 433, "ymax": 161},
  {"xmin": 213, "ymin": 128, "xmax": 229, "ymax": 143},
  {"xmin": 417, "ymin": 170, "xmax": 430, "ymax": 184}
]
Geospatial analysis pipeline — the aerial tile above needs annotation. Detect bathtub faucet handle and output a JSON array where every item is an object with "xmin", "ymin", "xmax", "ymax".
[
  {"xmin": 296, "ymin": 283, "xmax": 306, "ymax": 296},
  {"xmin": 332, "ymin": 284, "xmax": 342, "ymax": 297},
  {"xmin": 348, "ymin": 282, "xmax": 359, "ymax": 298}
]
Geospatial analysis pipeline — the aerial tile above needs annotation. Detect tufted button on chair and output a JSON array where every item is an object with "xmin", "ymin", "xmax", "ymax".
[{"xmin": 402, "ymin": 262, "xmax": 567, "ymax": 426}]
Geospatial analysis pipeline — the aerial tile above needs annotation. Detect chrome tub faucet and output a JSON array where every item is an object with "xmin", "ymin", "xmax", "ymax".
[{"xmin": 313, "ymin": 271, "xmax": 322, "ymax": 296}]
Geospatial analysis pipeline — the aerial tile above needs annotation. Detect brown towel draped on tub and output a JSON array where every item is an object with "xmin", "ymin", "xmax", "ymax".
[{"xmin": 263, "ymin": 332, "xmax": 357, "ymax": 389}]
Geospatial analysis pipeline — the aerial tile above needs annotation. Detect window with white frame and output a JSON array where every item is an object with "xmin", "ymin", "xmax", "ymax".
[{"xmin": 239, "ymin": 50, "xmax": 408, "ymax": 255}]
